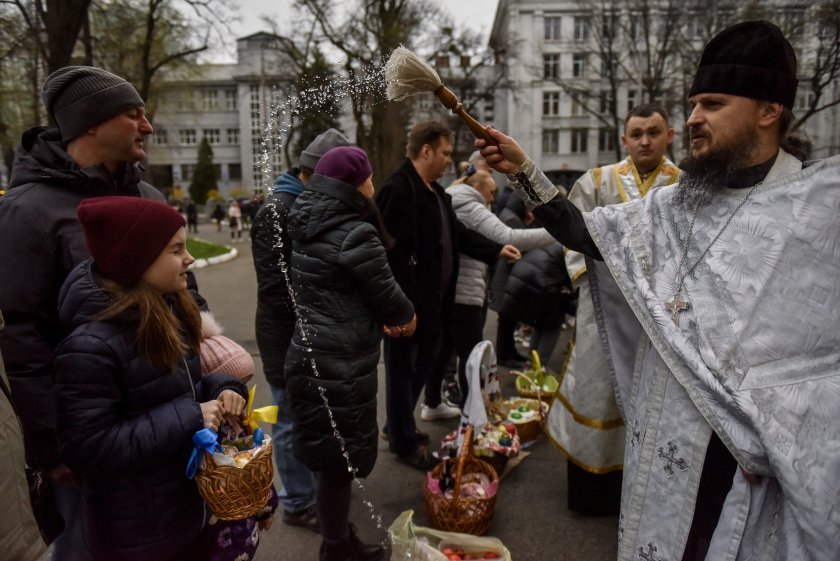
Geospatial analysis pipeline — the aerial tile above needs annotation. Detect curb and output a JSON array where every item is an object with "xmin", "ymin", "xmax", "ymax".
[{"xmin": 190, "ymin": 244, "xmax": 239, "ymax": 270}]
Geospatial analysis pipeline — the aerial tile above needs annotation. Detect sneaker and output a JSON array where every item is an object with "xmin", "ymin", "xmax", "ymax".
[
  {"xmin": 380, "ymin": 426, "xmax": 430, "ymax": 445},
  {"xmin": 442, "ymin": 380, "xmax": 463, "ymax": 408},
  {"xmin": 282, "ymin": 505, "xmax": 320, "ymax": 533},
  {"xmin": 420, "ymin": 402, "xmax": 461, "ymax": 421},
  {"xmin": 397, "ymin": 445, "xmax": 440, "ymax": 471}
]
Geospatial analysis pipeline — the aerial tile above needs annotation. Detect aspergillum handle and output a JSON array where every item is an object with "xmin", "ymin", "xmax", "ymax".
[{"xmin": 434, "ymin": 86, "xmax": 498, "ymax": 147}]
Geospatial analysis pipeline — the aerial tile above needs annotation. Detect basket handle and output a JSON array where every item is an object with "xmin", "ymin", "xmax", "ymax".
[
  {"xmin": 508, "ymin": 370, "xmax": 543, "ymax": 408},
  {"xmin": 452, "ymin": 424, "xmax": 475, "ymax": 502}
]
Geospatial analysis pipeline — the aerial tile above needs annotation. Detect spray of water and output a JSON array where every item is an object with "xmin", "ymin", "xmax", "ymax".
[{"xmin": 256, "ymin": 62, "xmax": 402, "ymax": 549}]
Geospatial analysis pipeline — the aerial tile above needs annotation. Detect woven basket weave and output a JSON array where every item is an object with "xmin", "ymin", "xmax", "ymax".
[
  {"xmin": 195, "ymin": 438, "xmax": 274, "ymax": 520},
  {"xmin": 424, "ymin": 425, "xmax": 499, "ymax": 535}
]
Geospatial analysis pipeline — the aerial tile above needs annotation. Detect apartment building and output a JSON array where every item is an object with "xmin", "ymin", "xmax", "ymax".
[{"xmin": 488, "ymin": 0, "xmax": 840, "ymax": 185}]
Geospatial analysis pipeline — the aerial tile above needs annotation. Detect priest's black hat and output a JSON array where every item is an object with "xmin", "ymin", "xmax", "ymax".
[{"xmin": 689, "ymin": 20, "xmax": 798, "ymax": 109}]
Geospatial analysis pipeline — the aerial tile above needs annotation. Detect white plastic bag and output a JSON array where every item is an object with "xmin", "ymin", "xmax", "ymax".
[{"xmin": 388, "ymin": 509, "xmax": 512, "ymax": 561}]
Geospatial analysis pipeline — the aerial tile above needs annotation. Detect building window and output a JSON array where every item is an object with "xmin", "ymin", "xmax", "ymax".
[
  {"xmin": 602, "ymin": 13, "xmax": 617, "ymax": 39},
  {"xmin": 627, "ymin": 89, "xmax": 638, "ymax": 112},
  {"xmin": 574, "ymin": 16, "xmax": 589, "ymax": 41},
  {"xmin": 544, "ymin": 15, "xmax": 561, "ymax": 41},
  {"xmin": 543, "ymin": 92, "xmax": 560, "ymax": 116},
  {"xmin": 601, "ymin": 54, "xmax": 618, "ymax": 78},
  {"xmin": 180, "ymin": 164, "xmax": 194, "ymax": 181},
  {"xmin": 179, "ymin": 129, "xmax": 196, "ymax": 145},
  {"xmin": 229, "ymin": 163, "xmax": 242, "ymax": 181},
  {"xmin": 176, "ymin": 91, "xmax": 195, "ymax": 111},
  {"xmin": 629, "ymin": 15, "xmax": 639, "ymax": 40},
  {"xmin": 483, "ymin": 98, "xmax": 494, "ymax": 121},
  {"xmin": 599, "ymin": 127, "xmax": 616, "ymax": 151},
  {"xmin": 686, "ymin": 17, "xmax": 703, "ymax": 40},
  {"xmin": 227, "ymin": 128, "xmax": 240, "ymax": 144},
  {"xmin": 151, "ymin": 129, "xmax": 168, "ymax": 145},
  {"xmin": 795, "ymin": 88, "xmax": 815, "ymax": 111},
  {"xmin": 573, "ymin": 53, "xmax": 587, "ymax": 77},
  {"xmin": 543, "ymin": 54, "xmax": 560, "ymax": 79},
  {"xmin": 571, "ymin": 97, "xmax": 583, "ymax": 116},
  {"xmin": 571, "ymin": 128, "xmax": 588, "ymax": 153},
  {"xmin": 435, "ymin": 55, "xmax": 450, "ymax": 68},
  {"xmin": 202, "ymin": 89, "xmax": 218, "ymax": 111},
  {"xmin": 782, "ymin": 9, "xmax": 805, "ymax": 38},
  {"xmin": 203, "ymin": 129, "xmax": 220, "ymax": 144},
  {"xmin": 599, "ymin": 90, "xmax": 613, "ymax": 114},
  {"xmin": 225, "ymin": 88, "xmax": 238, "ymax": 111},
  {"xmin": 542, "ymin": 129, "xmax": 559, "ymax": 153}
]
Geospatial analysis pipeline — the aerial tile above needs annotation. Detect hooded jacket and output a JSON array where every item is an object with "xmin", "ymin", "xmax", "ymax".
[
  {"xmin": 0, "ymin": 126, "xmax": 165, "ymax": 471},
  {"xmin": 251, "ymin": 169, "xmax": 303, "ymax": 388},
  {"xmin": 284, "ymin": 175, "xmax": 414, "ymax": 478},
  {"xmin": 498, "ymin": 243, "xmax": 573, "ymax": 330},
  {"xmin": 53, "ymin": 259, "xmax": 246, "ymax": 561}
]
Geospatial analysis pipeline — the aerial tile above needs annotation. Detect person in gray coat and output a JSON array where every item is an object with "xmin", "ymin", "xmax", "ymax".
[{"xmin": 447, "ymin": 170, "xmax": 555, "ymax": 403}]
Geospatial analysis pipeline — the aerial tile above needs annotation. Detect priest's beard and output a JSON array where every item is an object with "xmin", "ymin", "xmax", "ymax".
[{"xmin": 675, "ymin": 124, "xmax": 759, "ymax": 210}]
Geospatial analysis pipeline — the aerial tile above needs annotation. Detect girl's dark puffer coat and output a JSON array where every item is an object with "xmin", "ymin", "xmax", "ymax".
[
  {"xmin": 285, "ymin": 175, "xmax": 414, "ymax": 478},
  {"xmin": 53, "ymin": 260, "xmax": 247, "ymax": 561}
]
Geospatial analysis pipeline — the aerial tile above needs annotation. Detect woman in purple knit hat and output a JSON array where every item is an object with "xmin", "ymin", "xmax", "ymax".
[{"xmin": 284, "ymin": 146, "xmax": 416, "ymax": 561}]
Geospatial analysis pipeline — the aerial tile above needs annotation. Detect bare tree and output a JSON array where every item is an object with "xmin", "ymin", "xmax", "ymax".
[
  {"xmin": 789, "ymin": 1, "xmax": 840, "ymax": 132},
  {"xmin": 294, "ymin": 0, "xmax": 443, "ymax": 183},
  {"xmin": 2, "ymin": 0, "xmax": 91, "ymax": 73},
  {"xmin": 421, "ymin": 23, "xmax": 511, "ymax": 168},
  {"xmin": 86, "ymin": 0, "xmax": 233, "ymax": 102}
]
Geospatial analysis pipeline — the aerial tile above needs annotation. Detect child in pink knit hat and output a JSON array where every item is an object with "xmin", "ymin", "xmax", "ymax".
[{"xmin": 194, "ymin": 312, "xmax": 279, "ymax": 561}]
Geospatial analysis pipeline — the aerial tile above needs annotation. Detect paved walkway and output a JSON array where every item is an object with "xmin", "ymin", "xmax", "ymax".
[{"xmin": 189, "ymin": 219, "xmax": 619, "ymax": 561}]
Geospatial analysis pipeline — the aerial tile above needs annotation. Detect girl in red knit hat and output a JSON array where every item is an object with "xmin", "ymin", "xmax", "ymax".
[{"xmin": 53, "ymin": 196, "xmax": 248, "ymax": 561}]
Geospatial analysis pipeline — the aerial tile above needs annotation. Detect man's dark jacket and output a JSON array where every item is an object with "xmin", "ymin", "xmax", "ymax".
[
  {"xmin": 375, "ymin": 158, "xmax": 502, "ymax": 340},
  {"xmin": 284, "ymin": 175, "xmax": 414, "ymax": 477},
  {"xmin": 0, "ymin": 126, "xmax": 166, "ymax": 470},
  {"xmin": 251, "ymin": 170, "xmax": 301, "ymax": 389}
]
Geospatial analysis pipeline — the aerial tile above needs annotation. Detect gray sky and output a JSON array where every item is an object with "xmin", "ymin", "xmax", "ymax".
[{"xmin": 210, "ymin": 0, "xmax": 500, "ymax": 62}]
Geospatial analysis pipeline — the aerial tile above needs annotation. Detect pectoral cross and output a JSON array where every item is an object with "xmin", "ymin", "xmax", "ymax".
[{"xmin": 665, "ymin": 292, "xmax": 689, "ymax": 323}]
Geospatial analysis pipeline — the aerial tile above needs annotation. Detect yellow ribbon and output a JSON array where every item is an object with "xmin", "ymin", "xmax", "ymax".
[
  {"xmin": 243, "ymin": 385, "xmax": 278, "ymax": 431},
  {"xmin": 530, "ymin": 349, "xmax": 542, "ymax": 373}
]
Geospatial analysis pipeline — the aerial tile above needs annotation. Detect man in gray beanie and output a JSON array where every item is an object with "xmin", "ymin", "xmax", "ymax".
[
  {"xmin": 250, "ymin": 127, "xmax": 350, "ymax": 532},
  {"xmin": 0, "ymin": 66, "xmax": 161, "ymax": 561}
]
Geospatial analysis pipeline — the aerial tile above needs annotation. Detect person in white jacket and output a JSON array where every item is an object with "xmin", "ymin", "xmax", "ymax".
[{"xmin": 447, "ymin": 169, "xmax": 556, "ymax": 404}]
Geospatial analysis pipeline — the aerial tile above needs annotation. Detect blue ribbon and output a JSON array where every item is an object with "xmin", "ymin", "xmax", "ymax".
[
  {"xmin": 252, "ymin": 427, "xmax": 264, "ymax": 449},
  {"xmin": 185, "ymin": 428, "xmax": 223, "ymax": 479}
]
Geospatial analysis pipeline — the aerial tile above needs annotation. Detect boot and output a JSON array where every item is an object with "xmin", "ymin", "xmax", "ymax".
[
  {"xmin": 319, "ymin": 539, "xmax": 351, "ymax": 561},
  {"xmin": 348, "ymin": 523, "xmax": 385, "ymax": 561}
]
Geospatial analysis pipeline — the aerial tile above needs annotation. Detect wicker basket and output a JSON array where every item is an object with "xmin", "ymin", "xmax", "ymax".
[
  {"xmin": 195, "ymin": 436, "xmax": 274, "ymax": 520},
  {"xmin": 511, "ymin": 370, "xmax": 557, "ymax": 404},
  {"xmin": 424, "ymin": 425, "xmax": 499, "ymax": 535},
  {"xmin": 500, "ymin": 396, "xmax": 547, "ymax": 444}
]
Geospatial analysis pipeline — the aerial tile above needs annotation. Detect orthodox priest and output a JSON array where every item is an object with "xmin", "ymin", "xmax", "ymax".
[
  {"xmin": 478, "ymin": 20, "xmax": 838, "ymax": 561},
  {"xmin": 547, "ymin": 103, "xmax": 679, "ymax": 516}
]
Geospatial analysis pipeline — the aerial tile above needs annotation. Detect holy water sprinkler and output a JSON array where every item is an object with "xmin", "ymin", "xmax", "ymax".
[{"xmin": 385, "ymin": 45, "xmax": 498, "ymax": 146}]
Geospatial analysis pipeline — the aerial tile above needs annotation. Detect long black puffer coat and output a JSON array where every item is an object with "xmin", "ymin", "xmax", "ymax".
[
  {"xmin": 285, "ymin": 175, "xmax": 414, "ymax": 478},
  {"xmin": 498, "ymin": 243, "xmax": 574, "ymax": 330},
  {"xmin": 53, "ymin": 259, "xmax": 247, "ymax": 561}
]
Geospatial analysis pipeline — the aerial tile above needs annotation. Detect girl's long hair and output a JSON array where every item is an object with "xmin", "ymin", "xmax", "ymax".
[{"xmin": 97, "ymin": 279, "xmax": 202, "ymax": 371}]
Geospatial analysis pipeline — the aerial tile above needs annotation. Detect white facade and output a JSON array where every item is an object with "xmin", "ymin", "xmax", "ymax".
[
  {"xmin": 145, "ymin": 33, "xmax": 291, "ymax": 197},
  {"xmin": 488, "ymin": 0, "xmax": 840, "ymax": 182}
]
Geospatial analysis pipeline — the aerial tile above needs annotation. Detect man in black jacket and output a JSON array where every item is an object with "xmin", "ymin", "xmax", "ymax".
[
  {"xmin": 376, "ymin": 121, "xmax": 517, "ymax": 470},
  {"xmin": 251, "ymin": 128, "xmax": 350, "ymax": 531},
  {"xmin": 0, "ymin": 66, "xmax": 161, "ymax": 560}
]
